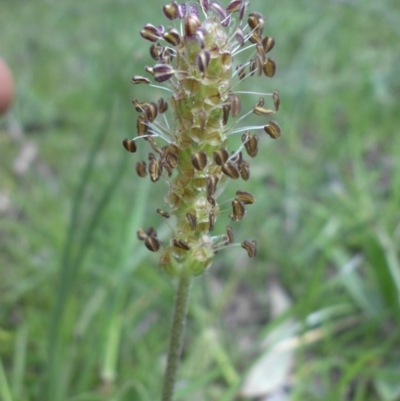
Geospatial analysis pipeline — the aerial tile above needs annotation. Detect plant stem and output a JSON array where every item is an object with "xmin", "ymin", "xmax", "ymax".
[{"xmin": 161, "ymin": 268, "xmax": 192, "ymax": 401}]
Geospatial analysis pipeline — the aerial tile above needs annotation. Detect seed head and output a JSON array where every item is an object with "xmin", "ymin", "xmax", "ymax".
[{"xmin": 126, "ymin": 0, "xmax": 281, "ymax": 276}]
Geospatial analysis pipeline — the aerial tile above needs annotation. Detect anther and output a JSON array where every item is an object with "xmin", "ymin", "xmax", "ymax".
[
  {"xmin": 226, "ymin": 226, "xmax": 234, "ymax": 243},
  {"xmin": 235, "ymin": 190, "xmax": 255, "ymax": 204},
  {"xmin": 173, "ymin": 239, "xmax": 191, "ymax": 250},
  {"xmin": 222, "ymin": 162, "xmax": 240, "ymax": 179},
  {"xmin": 226, "ymin": 0, "xmax": 243, "ymax": 14},
  {"xmin": 242, "ymin": 132, "xmax": 258, "ymax": 158},
  {"xmin": 273, "ymin": 90, "xmax": 280, "ymax": 111},
  {"xmin": 228, "ymin": 93, "xmax": 241, "ymax": 117},
  {"xmin": 145, "ymin": 236, "xmax": 161, "ymax": 252},
  {"xmin": 222, "ymin": 104, "xmax": 230, "ymax": 125},
  {"xmin": 144, "ymin": 102, "xmax": 158, "ymax": 122},
  {"xmin": 196, "ymin": 50, "xmax": 211, "ymax": 73},
  {"xmin": 207, "ymin": 175, "xmax": 219, "ymax": 197},
  {"xmin": 153, "ymin": 64, "xmax": 175, "ymax": 82},
  {"xmin": 241, "ymin": 240, "xmax": 257, "ymax": 258},
  {"xmin": 163, "ymin": 28, "xmax": 182, "ymax": 46},
  {"xmin": 122, "ymin": 138, "xmax": 137, "ymax": 153},
  {"xmin": 184, "ymin": 14, "xmax": 201, "ymax": 37},
  {"xmin": 186, "ymin": 213, "xmax": 197, "ymax": 231},
  {"xmin": 148, "ymin": 159, "xmax": 163, "ymax": 182},
  {"xmin": 131, "ymin": 75, "xmax": 151, "ymax": 85},
  {"xmin": 262, "ymin": 36, "xmax": 275, "ymax": 53},
  {"xmin": 162, "ymin": 2, "xmax": 180, "ymax": 20},
  {"xmin": 230, "ymin": 199, "xmax": 246, "ymax": 221},
  {"xmin": 140, "ymin": 24, "xmax": 162, "ymax": 42},
  {"xmin": 135, "ymin": 161, "xmax": 147, "ymax": 177},
  {"xmin": 263, "ymin": 58, "xmax": 276, "ymax": 78},
  {"xmin": 157, "ymin": 208, "xmax": 170, "ymax": 218},
  {"xmin": 253, "ymin": 106, "xmax": 275, "ymax": 116},
  {"xmin": 264, "ymin": 120, "xmax": 281, "ymax": 139},
  {"xmin": 191, "ymin": 151, "xmax": 208, "ymax": 171}
]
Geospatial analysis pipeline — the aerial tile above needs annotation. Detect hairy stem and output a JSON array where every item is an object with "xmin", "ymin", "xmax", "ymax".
[{"xmin": 161, "ymin": 268, "xmax": 192, "ymax": 401}]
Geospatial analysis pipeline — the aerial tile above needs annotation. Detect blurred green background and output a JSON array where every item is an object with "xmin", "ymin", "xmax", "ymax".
[{"xmin": 1, "ymin": 0, "xmax": 400, "ymax": 400}]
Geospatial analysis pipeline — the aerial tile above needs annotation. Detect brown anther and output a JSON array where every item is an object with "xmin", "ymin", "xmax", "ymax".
[
  {"xmin": 131, "ymin": 75, "xmax": 151, "ymax": 85},
  {"xmin": 144, "ymin": 102, "xmax": 158, "ymax": 122},
  {"xmin": 135, "ymin": 161, "xmax": 147, "ymax": 177},
  {"xmin": 249, "ymin": 58, "xmax": 257, "ymax": 76},
  {"xmin": 186, "ymin": 213, "xmax": 197, "ymax": 231},
  {"xmin": 222, "ymin": 162, "xmax": 240, "ymax": 179},
  {"xmin": 157, "ymin": 208, "xmax": 170, "ymax": 218},
  {"xmin": 264, "ymin": 120, "xmax": 281, "ymax": 139},
  {"xmin": 273, "ymin": 90, "xmax": 280, "ymax": 111},
  {"xmin": 230, "ymin": 199, "xmax": 246, "ymax": 221},
  {"xmin": 236, "ymin": 64, "xmax": 246, "ymax": 80},
  {"xmin": 140, "ymin": 24, "xmax": 161, "ymax": 42},
  {"xmin": 173, "ymin": 239, "xmax": 191, "ymax": 250},
  {"xmin": 241, "ymin": 240, "xmax": 257, "ymax": 258},
  {"xmin": 262, "ymin": 36, "xmax": 275, "ymax": 53},
  {"xmin": 157, "ymin": 97, "xmax": 168, "ymax": 113},
  {"xmin": 263, "ymin": 58, "xmax": 276, "ymax": 78},
  {"xmin": 242, "ymin": 132, "xmax": 258, "ymax": 158},
  {"xmin": 137, "ymin": 115, "xmax": 148, "ymax": 136},
  {"xmin": 239, "ymin": 160, "xmax": 250, "ymax": 181},
  {"xmin": 148, "ymin": 158, "xmax": 162, "ymax": 182},
  {"xmin": 209, "ymin": 211, "xmax": 215, "ymax": 232},
  {"xmin": 253, "ymin": 106, "xmax": 275, "ymax": 116},
  {"xmin": 149, "ymin": 43, "xmax": 163, "ymax": 60},
  {"xmin": 256, "ymin": 97, "xmax": 265, "ymax": 107},
  {"xmin": 163, "ymin": 28, "xmax": 181, "ymax": 46},
  {"xmin": 191, "ymin": 150, "xmax": 208, "ymax": 171},
  {"xmin": 226, "ymin": 226, "xmax": 234, "ymax": 243},
  {"xmin": 247, "ymin": 12, "xmax": 265, "ymax": 33},
  {"xmin": 206, "ymin": 175, "xmax": 219, "ymax": 197},
  {"xmin": 122, "ymin": 138, "xmax": 137, "ymax": 153},
  {"xmin": 162, "ymin": 2, "xmax": 180, "ymax": 20},
  {"xmin": 228, "ymin": 93, "xmax": 241, "ymax": 117},
  {"xmin": 213, "ymin": 148, "xmax": 229, "ymax": 166},
  {"xmin": 145, "ymin": 236, "xmax": 161, "ymax": 252},
  {"xmin": 148, "ymin": 152, "xmax": 156, "ymax": 161},
  {"xmin": 222, "ymin": 104, "xmax": 230, "ymax": 125},
  {"xmin": 184, "ymin": 14, "xmax": 201, "ymax": 37},
  {"xmin": 153, "ymin": 64, "xmax": 175, "ymax": 82},
  {"xmin": 226, "ymin": 0, "xmax": 242, "ymax": 13},
  {"xmin": 196, "ymin": 50, "xmax": 211, "ymax": 73},
  {"xmin": 167, "ymin": 152, "xmax": 179, "ymax": 168},
  {"xmin": 235, "ymin": 190, "xmax": 255, "ymax": 204}
]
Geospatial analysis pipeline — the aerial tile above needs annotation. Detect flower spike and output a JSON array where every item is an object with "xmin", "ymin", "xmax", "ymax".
[{"xmin": 126, "ymin": 0, "xmax": 281, "ymax": 276}]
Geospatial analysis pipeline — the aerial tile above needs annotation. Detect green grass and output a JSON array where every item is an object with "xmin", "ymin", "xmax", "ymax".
[{"xmin": 1, "ymin": 0, "xmax": 400, "ymax": 400}]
